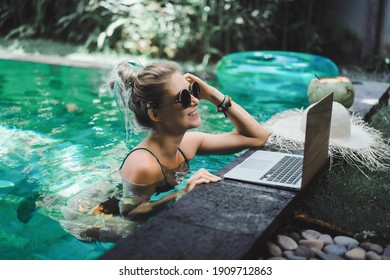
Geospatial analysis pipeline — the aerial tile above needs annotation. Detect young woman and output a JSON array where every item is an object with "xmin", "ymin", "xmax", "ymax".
[{"xmin": 109, "ymin": 60, "xmax": 269, "ymax": 221}]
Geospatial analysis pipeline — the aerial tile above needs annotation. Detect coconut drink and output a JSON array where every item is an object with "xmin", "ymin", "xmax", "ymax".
[{"xmin": 307, "ymin": 76, "xmax": 355, "ymax": 108}]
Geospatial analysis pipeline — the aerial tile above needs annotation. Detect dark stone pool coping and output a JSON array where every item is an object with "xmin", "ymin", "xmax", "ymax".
[
  {"xmin": 101, "ymin": 149, "xmax": 300, "ymax": 260},
  {"xmin": 101, "ymin": 82, "xmax": 389, "ymax": 260},
  {"xmin": 350, "ymin": 80, "xmax": 390, "ymax": 120},
  {"xmin": 1, "ymin": 52, "xmax": 388, "ymax": 259}
]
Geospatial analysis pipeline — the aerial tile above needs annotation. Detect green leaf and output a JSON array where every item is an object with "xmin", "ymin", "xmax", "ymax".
[
  {"xmin": 97, "ymin": 32, "xmax": 107, "ymax": 49},
  {"xmin": 106, "ymin": 18, "xmax": 132, "ymax": 36}
]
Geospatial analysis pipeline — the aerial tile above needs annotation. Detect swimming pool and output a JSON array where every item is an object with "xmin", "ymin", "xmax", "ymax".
[{"xmin": 0, "ymin": 59, "xmax": 308, "ymax": 259}]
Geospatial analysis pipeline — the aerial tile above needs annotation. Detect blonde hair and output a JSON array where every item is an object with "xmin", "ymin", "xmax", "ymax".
[{"xmin": 108, "ymin": 60, "xmax": 181, "ymax": 134}]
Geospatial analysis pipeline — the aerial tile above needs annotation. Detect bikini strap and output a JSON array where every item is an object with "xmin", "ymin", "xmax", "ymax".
[
  {"xmin": 120, "ymin": 148, "xmax": 168, "ymax": 184},
  {"xmin": 120, "ymin": 147, "xmax": 189, "ymax": 184},
  {"xmin": 178, "ymin": 147, "xmax": 189, "ymax": 167}
]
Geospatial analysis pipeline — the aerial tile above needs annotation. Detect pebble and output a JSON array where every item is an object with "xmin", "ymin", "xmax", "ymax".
[
  {"xmin": 295, "ymin": 245, "xmax": 316, "ymax": 258},
  {"xmin": 266, "ymin": 241, "xmax": 282, "ymax": 257},
  {"xmin": 299, "ymin": 239, "xmax": 324, "ymax": 250},
  {"xmin": 334, "ymin": 235, "xmax": 359, "ymax": 247},
  {"xmin": 283, "ymin": 250, "xmax": 306, "ymax": 260},
  {"xmin": 301, "ymin": 229, "xmax": 321, "ymax": 240},
  {"xmin": 318, "ymin": 234, "xmax": 334, "ymax": 245},
  {"xmin": 323, "ymin": 244, "xmax": 347, "ymax": 256},
  {"xmin": 289, "ymin": 231, "xmax": 301, "ymax": 243},
  {"xmin": 312, "ymin": 248, "xmax": 345, "ymax": 260},
  {"xmin": 366, "ymin": 251, "xmax": 382, "ymax": 260},
  {"xmin": 265, "ymin": 228, "xmax": 390, "ymax": 260},
  {"xmin": 277, "ymin": 234, "xmax": 298, "ymax": 250},
  {"xmin": 382, "ymin": 246, "xmax": 390, "ymax": 257},
  {"xmin": 347, "ymin": 243, "xmax": 359, "ymax": 250},
  {"xmin": 345, "ymin": 247, "xmax": 366, "ymax": 260},
  {"xmin": 360, "ymin": 242, "xmax": 383, "ymax": 254}
]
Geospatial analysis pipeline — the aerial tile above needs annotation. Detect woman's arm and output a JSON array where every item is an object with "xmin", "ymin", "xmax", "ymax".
[
  {"xmin": 123, "ymin": 192, "xmax": 178, "ymax": 220},
  {"xmin": 122, "ymin": 168, "xmax": 221, "ymax": 220},
  {"xmin": 182, "ymin": 73, "xmax": 269, "ymax": 155}
]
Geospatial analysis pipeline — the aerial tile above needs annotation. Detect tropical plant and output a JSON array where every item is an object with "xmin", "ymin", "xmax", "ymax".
[{"xmin": 0, "ymin": 0, "xmax": 329, "ymax": 62}]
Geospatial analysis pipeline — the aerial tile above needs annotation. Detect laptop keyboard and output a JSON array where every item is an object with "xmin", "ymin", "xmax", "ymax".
[{"xmin": 259, "ymin": 155, "xmax": 303, "ymax": 185}]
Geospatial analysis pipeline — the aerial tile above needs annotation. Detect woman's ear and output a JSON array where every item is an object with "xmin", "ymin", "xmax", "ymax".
[{"xmin": 147, "ymin": 108, "xmax": 161, "ymax": 122}]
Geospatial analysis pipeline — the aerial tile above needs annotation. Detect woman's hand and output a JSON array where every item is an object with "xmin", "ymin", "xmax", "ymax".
[
  {"xmin": 185, "ymin": 168, "xmax": 221, "ymax": 192},
  {"xmin": 124, "ymin": 169, "xmax": 220, "ymax": 220},
  {"xmin": 181, "ymin": 73, "xmax": 269, "ymax": 155},
  {"xmin": 184, "ymin": 73, "xmax": 224, "ymax": 105}
]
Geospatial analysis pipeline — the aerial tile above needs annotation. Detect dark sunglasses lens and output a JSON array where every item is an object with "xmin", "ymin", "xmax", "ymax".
[
  {"xmin": 180, "ymin": 90, "xmax": 192, "ymax": 108},
  {"xmin": 191, "ymin": 82, "xmax": 200, "ymax": 99}
]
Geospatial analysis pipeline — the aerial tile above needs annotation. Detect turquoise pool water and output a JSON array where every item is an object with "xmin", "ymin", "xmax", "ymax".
[{"xmin": 0, "ymin": 59, "xmax": 308, "ymax": 260}]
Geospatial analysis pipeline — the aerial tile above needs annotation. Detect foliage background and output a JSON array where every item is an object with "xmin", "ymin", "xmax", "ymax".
[{"xmin": 0, "ymin": 0, "xmax": 331, "ymax": 63}]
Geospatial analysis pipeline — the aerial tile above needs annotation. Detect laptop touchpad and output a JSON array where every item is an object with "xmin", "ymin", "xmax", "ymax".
[{"xmin": 240, "ymin": 159, "xmax": 273, "ymax": 170}]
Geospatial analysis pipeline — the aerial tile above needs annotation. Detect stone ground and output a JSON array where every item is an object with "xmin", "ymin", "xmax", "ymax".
[{"xmin": 262, "ymin": 227, "xmax": 390, "ymax": 260}]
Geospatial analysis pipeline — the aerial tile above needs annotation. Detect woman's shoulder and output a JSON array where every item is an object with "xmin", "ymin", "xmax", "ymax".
[
  {"xmin": 120, "ymin": 149, "xmax": 164, "ymax": 185},
  {"xmin": 180, "ymin": 131, "xmax": 207, "ymax": 158}
]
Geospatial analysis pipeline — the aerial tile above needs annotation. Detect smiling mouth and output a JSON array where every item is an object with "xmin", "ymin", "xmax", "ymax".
[{"xmin": 188, "ymin": 109, "xmax": 199, "ymax": 117}]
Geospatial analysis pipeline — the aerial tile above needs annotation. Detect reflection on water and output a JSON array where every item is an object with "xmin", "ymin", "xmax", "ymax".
[{"xmin": 0, "ymin": 59, "xmax": 307, "ymax": 259}]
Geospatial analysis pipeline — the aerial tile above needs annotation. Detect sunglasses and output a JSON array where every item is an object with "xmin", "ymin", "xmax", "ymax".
[{"xmin": 174, "ymin": 82, "xmax": 201, "ymax": 109}]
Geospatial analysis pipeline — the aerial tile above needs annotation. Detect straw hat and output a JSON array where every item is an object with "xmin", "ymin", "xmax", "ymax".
[{"xmin": 264, "ymin": 101, "xmax": 390, "ymax": 172}]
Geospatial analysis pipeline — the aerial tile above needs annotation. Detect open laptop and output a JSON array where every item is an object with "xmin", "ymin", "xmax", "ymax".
[{"xmin": 223, "ymin": 92, "xmax": 333, "ymax": 191}]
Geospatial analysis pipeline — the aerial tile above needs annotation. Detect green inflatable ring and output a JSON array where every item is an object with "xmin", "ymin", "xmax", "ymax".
[{"xmin": 215, "ymin": 51, "xmax": 339, "ymax": 100}]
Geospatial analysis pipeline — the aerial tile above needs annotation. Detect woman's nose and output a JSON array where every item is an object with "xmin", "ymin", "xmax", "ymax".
[{"xmin": 190, "ymin": 93, "xmax": 199, "ymax": 106}]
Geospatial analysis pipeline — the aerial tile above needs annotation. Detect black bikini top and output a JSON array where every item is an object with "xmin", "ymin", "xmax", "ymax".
[{"xmin": 119, "ymin": 147, "xmax": 189, "ymax": 193}]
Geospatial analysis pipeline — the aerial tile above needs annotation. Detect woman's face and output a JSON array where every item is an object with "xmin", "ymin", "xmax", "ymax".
[{"xmin": 157, "ymin": 72, "xmax": 201, "ymax": 132}]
